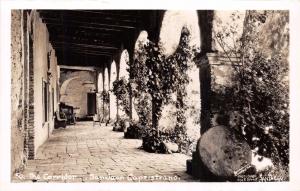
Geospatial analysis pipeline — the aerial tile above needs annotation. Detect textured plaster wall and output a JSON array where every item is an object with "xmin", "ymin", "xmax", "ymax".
[
  {"xmin": 11, "ymin": 10, "xmax": 25, "ymax": 174},
  {"xmin": 11, "ymin": 10, "xmax": 60, "ymax": 173},
  {"xmin": 32, "ymin": 11, "xmax": 59, "ymax": 155}
]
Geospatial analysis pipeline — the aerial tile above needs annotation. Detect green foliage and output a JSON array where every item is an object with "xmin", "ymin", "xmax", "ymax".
[{"xmin": 213, "ymin": 10, "xmax": 289, "ymax": 169}]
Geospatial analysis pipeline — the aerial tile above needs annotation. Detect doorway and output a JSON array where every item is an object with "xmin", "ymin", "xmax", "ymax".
[{"xmin": 87, "ymin": 92, "xmax": 96, "ymax": 115}]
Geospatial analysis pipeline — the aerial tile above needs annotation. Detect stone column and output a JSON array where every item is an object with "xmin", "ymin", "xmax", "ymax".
[
  {"xmin": 184, "ymin": 60, "xmax": 201, "ymax": 149},
  {"xmin": 187, "ymin": 52, "xmax": 239, "ymax": 180},
  {"xmin": 109, "ymin": 61, "xmax": 117, "ymax": 123},
  {"xmin": 103, "ymin": 67, "xmax": 110, "ymax": 123},
  {"xmin": 97, "ymin": 71, "xmax": 103, "ymax": 122}
]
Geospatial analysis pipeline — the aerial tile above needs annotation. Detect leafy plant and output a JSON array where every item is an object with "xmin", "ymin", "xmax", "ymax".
[
  {"xmin": 213, "ymin": 11, "xmax": 289, "ymax": 169},
  {"xmin": 101, "ymin": 90, "xmax": 110, "ymax": 104},
  {"xmin": 124, "ymin": 121, "xmax": 145, "ymax": 139},
  {"xmin": 113, "ymin": 118, "xmax": 129, "ymax": 132},
  {"xmin": 112, "ymin": 77, "xmax": 130, "ymax": 117},
  {"xmin": 132, "ymin": 27, "xmax": 198, "ymax": 153}
]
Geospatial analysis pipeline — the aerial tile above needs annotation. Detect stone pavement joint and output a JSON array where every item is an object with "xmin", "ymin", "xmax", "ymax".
[{"xmin": 14, "ymin": 121, "xmax": 196, "ymax": 182}]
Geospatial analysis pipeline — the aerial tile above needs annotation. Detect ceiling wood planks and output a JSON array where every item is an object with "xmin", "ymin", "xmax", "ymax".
[{"xmin": 38, "ymin": 10, "xmax": 143, "ymax": 67}]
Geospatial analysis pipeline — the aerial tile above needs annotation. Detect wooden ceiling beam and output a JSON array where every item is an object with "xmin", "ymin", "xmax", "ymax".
[
  {"xmin": 47, "ymin": 27, "xmax": 117, "ymax": 41},
  {"xmin": 71, "ymin": 10, "xmax": 142, "ymax": 19},
  {"xmin": 40, "ymin": 11, "xmax": 140, "ymax": 29},
  {"xmin": 50, "ymin": 35, "xmax": 121, "ymax": 47},
  {"xmin": 45, "ymin": 22, "xmax": 126, "ymax": 33},
  {"xmin": 50, "ymin": 36, "xmax": 120, "ymax": 48},
  {"xmin": 53, "ymin": 34, "xmax": 121, "ymax": 44},
  {"xmin": 52, "ymin": 41, "xmax": 119, "ymax": 50},
  {"xmin": 53, "ymin": 47, "xmax": 115, "ymax": 56}
]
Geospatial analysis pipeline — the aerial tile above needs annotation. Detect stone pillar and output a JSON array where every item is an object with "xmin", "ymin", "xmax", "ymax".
[
  {"xmin": 103, "ymin": 67, "xmax": 110, "ymax": 123},
  {"xmin": 184, "ymin": 60, "xmax": 201, "ymax": 149},
  {"xmin": 97, "ymin": 71, "xmax": 103, "ymax": 122},
  {"xmin": 109, "ymin": 61, "xmax": 117, "ymax": 123},
  {"xmin": 187, "ymin": 10, "xmax": 246, "ymax": 180},
  {"xmin": 187, "ymin": 52, "xmax": 237, "ymax": 179}
]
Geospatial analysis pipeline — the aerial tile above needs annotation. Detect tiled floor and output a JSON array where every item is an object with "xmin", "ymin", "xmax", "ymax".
[{"xmin": 14, "ymin": 121, "xmax": 195, "ymax": 182}]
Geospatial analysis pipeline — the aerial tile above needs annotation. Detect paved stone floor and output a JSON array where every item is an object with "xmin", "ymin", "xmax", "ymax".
[{"xmin": 15, "ymin": 121, "xmax": 195, "ymax": 182}]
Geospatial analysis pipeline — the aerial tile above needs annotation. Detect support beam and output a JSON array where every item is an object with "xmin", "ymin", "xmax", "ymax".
[
  {"xmin": 50, "ymin": 35, "xmax": 120, "ymax": 48},
  {"xmin": 44, "ymin": 19, "xmax": 136, "ymax": 30},
  {"xmin": 52, "ymin": 42, "xmax": 119, "ymax": 50},
  {"xmin": 39, "ymin": 10, "xmax": 140, "ymax": 29},
  {"xmin": 60, "ymin": 65, "xmax": 99, "ymax": 72}
]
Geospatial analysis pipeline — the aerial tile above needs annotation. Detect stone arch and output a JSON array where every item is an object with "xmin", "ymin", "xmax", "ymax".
[
  {"xmin": 60, "ymin": 77, "xmax": 80, "ymax": 96},
  {"xmin": 60, "ymin": 77, "xmax": 96, "ymax": 118},
  {"xmin": 104, "ymin": 67, "xmax": 109, "ymax": 91},
  {"xmin": 118, "ymin": 49, "xmax": 130, "ymax": 119},
  {"xmin": 97, "ymin": 72, "xmax": 103, "ymax": 92},
  {"xmin": 134, "ymin": 30, "xmax": 149, "ymax": 58},
  {"xmin": 109, "ymin": 60, "xmax": 118, "ymax": 122},
  {"xmin": 59, "ymin": 71, "xmax": 97, "ymax": 119},
  {"xmin": 159, "ymin": 11, "xmax": 201, "ymax": 56},
  {"xmin": 158, "ymin": 11, "xmax": 202, "ymax": 147},
  {"xmin": 119, "ymin": 49, "xmax": 129, "ymax": 79}
]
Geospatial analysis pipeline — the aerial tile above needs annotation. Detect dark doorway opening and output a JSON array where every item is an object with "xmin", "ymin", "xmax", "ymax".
[{"xmin": 87, "ymin": 92, "xmax": 96, "ymax": 116}]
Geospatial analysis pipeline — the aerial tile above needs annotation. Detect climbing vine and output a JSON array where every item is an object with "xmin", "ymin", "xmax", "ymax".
[
  {"xmin": 101, "ymin": 90, "xmax": 110, "ymax": 104},
  {"xmin": 132, "ymin": 27, "xmax": 197, "ymax": 153},
  {"xmin": 112, "ymin": 77, "xmax": 130, "ymax": 117}
]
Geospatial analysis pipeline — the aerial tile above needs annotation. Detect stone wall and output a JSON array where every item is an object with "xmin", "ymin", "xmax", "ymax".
[
  {"xmin": 11, "ymin": 10, "xmax": 26, "ymax": 175},
  {"xmin": 11, "ymin": 10, "xmax": 60, "ymax": 174}
]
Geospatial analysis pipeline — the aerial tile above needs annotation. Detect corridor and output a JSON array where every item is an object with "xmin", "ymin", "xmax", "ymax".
[
  {"xmin": 16, "ymin": 122, "xmax": 194, "ymax": 182},
  {"xmin": 10, "ymin": 9, "xmax": 290, "ymax": 183}
]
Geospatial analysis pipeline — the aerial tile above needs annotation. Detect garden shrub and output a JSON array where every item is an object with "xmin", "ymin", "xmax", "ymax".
[
  {"xmin": 124, "ymin": 121, "xmax": 145, "ymax": 139},
  {"xmin": 112, "ymin": 118, "xmax": 128, "ymax": 132}
]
